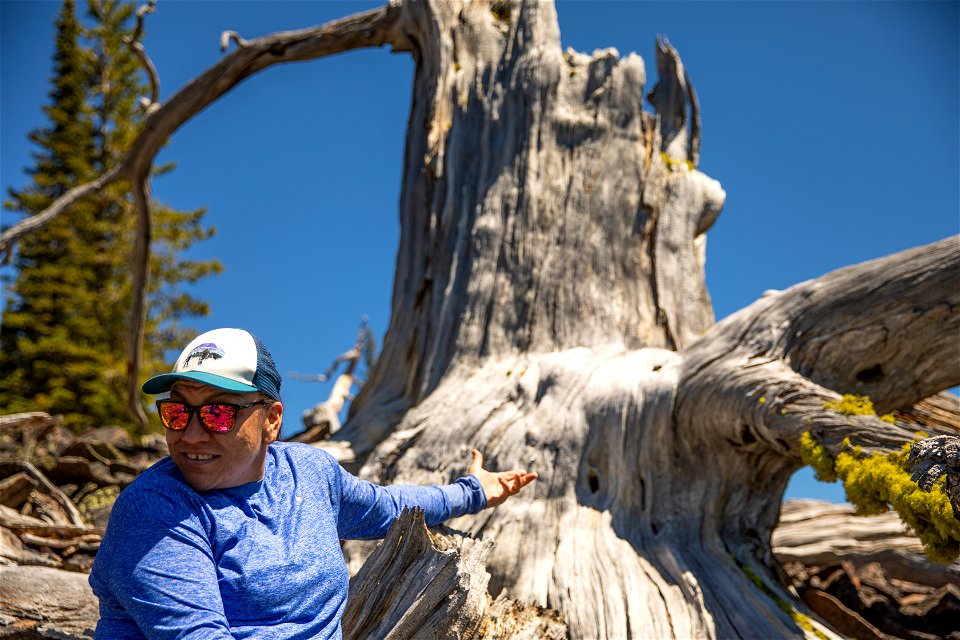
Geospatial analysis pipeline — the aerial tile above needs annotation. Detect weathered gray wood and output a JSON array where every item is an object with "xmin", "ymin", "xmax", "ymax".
[
  {"xmin": 0, "ymin": 566, "xmax": 97, "ymax": 639},
  {"xmin": 343, "ymin": 508, "xmax": 492, "ymax": 639},
  {"xmin": 2, "ymin": 462, "xmax": 85, "ymax": 528},
  {"xmin": 0, "ymin": 475, "xmax": 38, "ymax": 511},
  {"xmin": 773, "ymin": 499, "xmax": 960, "ymax": 588},
  {"xmin": 0, "ymin": 506, "xmax": 102, "ymax": 538},
  {"xmin": 343, "ymin": 0, "xmax": 725, "ymax": 463},
  {"xmin": 341, "ymin": 508, "xmax": 567, "ymax": 639}
]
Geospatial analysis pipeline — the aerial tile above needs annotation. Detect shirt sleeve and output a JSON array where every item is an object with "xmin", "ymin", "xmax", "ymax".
[
  {"xmin": 89, "ymin": 479, "xmax": 234, "ymax": 640},
  {"xmin": 332, "ymin": 460, "xmax": 487, "ymax": 540}
]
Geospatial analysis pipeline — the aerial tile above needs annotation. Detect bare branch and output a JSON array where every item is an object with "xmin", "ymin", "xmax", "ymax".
[
  {"xmin": 124, "ymin": 0, "xmax": 160, "ymax": 112},
  {"xmin": 219, "ymin": 30, "xmax": 249, "ymax": 52},
  {"xmin": 290, "ymin": 317, "xmax": 371, "ymax": 382},
  {"xmin": 126, "ymin": 178, "xmax": 151, "ymax": 433},
  {"xmin": 781, "ymin": 236, "xmax": 960, "ymax": 411},
  {"xmin": 0, "ymin": 166, "xmax": 123, "ymax": 259}
]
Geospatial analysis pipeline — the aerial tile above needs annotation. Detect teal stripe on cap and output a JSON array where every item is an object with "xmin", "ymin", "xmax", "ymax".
[{"xmin": 141, "ymin": 371, "xmax": 259, "ymax": 395}]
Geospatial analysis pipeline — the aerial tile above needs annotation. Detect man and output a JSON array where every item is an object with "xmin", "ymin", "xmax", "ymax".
[{"xmin": 90, "ymin": 328, "xmax": 536, "ymax": 639}]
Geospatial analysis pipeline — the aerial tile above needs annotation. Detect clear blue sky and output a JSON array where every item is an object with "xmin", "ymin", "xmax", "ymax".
[{"xmin": 2, "ymin": 1, "xmax": 958, "ymax": 504}]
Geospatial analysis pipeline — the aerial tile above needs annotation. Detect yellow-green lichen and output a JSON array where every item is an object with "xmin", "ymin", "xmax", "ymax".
[
  {"xmin": 824, "ymin": 394, "xmax": 895, "ymax": 424},
  {"xmin": 799, "ymin": 432, "xmax": 837, "ymax": 483},
  {"xmin": 799, "ymin": 431, "xmax": 960, "ymax": 563},
  {"xmin": 660, "ymin": 152, "xmax": 696, "ymax": 172}
]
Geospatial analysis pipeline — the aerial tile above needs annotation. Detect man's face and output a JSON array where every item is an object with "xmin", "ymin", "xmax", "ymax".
[{"xmin": 165, "ymin": 380, "xmax": 282, "ymax": 491}]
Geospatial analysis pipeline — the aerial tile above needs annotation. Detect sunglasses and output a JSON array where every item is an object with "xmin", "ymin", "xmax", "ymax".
[{"xmin": 156, "ymin": 400, "xmax": 273, "ymax": 433}]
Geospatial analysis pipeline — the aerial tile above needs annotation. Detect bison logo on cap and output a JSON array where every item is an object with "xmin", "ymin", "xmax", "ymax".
[{"xmin": 184, "ymin": 342, "xmax": 225, "ymax": 367}]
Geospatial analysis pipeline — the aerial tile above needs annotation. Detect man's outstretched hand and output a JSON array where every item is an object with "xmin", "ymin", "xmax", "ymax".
[{"xmin": 467, "ymin": 448, "xmax": 538, "ymax": 508}]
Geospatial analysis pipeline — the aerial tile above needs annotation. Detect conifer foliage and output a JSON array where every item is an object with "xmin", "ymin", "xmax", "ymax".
[{"xmin": 0, "ymin": 0, "xmax": 220, "ymax": 433}]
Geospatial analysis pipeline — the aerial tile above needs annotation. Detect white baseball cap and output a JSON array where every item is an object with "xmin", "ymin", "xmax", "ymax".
[{"xmin": 141, "ymin": 328, "xmax": 282, "ymax": 401}]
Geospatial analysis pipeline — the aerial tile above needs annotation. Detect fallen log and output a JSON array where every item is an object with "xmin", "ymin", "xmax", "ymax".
[
  {"xmin": 0, "ymin": 565, "xmax": 97, "ymax": 639},
  {"xmin": 773, "ymin": 499, "xmax": 960, "ymax": 587}
]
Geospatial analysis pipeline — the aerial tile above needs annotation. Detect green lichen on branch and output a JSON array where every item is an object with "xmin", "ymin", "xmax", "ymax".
[
  {"xmin": 800, "ymin": 432, "xmax": 960, "ymax": 563},
  {"xmin": 823, "ymin": 394, "xmax": 895, "ymax": 423}
]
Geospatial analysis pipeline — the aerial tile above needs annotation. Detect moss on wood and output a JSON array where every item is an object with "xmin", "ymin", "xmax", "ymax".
[{"xmin": 800, "ymin": 432, "xmax": 960, "ymax": 563}]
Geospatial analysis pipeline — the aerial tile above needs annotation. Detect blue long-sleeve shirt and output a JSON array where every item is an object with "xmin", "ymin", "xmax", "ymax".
[{"xmin": 89, "ymin": 441, "xmax": 487, "ymax": 639}]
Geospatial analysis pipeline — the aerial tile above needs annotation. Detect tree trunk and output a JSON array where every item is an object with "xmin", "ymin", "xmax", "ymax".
[
  {"xmin": 329, "ymin": 2, "xmax": 958, "ymax": 638},
  {"xmin": 2, "ymin": 1, "xmax": 956, "ymax": 637}
]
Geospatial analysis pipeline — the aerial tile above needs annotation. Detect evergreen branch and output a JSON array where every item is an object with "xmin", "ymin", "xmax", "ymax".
[
  {"xmin": 124, "ymin": 0, "xmax": 160, "ymax": 113},
  {"xmin": 0, "ymin": 165, "xmax": 123, "ymax": 261}
]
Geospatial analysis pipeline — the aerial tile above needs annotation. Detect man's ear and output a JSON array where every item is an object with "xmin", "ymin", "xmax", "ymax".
[{"xmin": 263, "ymin": 401, "xmax": 283, "ymax": 444}]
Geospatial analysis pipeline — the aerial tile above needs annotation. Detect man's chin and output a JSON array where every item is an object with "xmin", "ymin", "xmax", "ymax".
[{"xmin": 175, "ymin": 464, "xmax": 220, "ymax": 492}]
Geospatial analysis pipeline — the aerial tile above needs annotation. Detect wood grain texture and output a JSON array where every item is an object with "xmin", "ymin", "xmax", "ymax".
[{"xmin": 341, "ymin": 508, "xmax": 565, "ymax": 640}]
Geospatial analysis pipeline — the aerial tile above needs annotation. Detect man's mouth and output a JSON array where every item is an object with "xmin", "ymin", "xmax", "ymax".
[{"xmin": 184, "ymin": 453, "xmax": 216, "ymax": 461}]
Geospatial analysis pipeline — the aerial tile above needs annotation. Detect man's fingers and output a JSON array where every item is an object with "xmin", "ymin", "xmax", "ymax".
[{"xmin": 497, "ymin": 471, "xmax": 537, "ymax": 494}]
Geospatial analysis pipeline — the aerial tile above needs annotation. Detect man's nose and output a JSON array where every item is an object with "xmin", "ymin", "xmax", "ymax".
[{"xmin": 179, "ymin": 412, "xmax": 211, "ymax": 443}]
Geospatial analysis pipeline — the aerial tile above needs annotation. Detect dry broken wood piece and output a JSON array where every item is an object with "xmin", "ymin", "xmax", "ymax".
[
  {"xmin": 0, "ymin": 473, "xmax": 38, "ymax": 510},
  {"xmin": 0, "ymin": 505, "xmax": 103, "ymax": 538},
  {"xmin": 342, "ymin": 507, "xmax": 492, "ymax": 639},
  {"xmin": 2, "ymin": 460, "xmax": 85, "ymax": 527},
  {"xmin": 342, "ymin": 508, "xmax": 566, "ymax": 640}
]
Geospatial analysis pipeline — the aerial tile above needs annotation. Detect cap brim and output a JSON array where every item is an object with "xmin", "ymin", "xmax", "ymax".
[{"xmin": 141, "ymin": 371, "xmax": 259, "ymax": 395}]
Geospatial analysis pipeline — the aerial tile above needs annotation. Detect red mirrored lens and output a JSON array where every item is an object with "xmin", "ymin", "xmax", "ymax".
[
  {"xmin": 159, "ymin": 402, "xmax": 190, "ymax": 430},
  {"xmin": 200, "ymin": 404, "xmax": 237, "ymax": 432}
]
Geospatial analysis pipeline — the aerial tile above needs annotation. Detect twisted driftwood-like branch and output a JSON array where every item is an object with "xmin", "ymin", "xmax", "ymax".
[
  {"xmin": 290, "ymin": 319, "xmax": 374, "ymax": 440},
  {"xmin": 4, "ymin": 461, "xmax": 85, "ymax": 528},
  {"xmin": 677, "ymin": 235, "xmax": 960, "ymax": 459}
]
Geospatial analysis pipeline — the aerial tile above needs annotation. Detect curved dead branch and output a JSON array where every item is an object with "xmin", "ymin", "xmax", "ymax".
[
  {"xmin": 219, "ymin": 30, "xmax": 249, "ymax": 52},
  {"xmin": 779, "ymin": 236, "xmax": 960, "ymax": 412},
  {"xmin": 0, "ymin": 2, "xmax": 403, "ymax": 423},
  {"xmin": 124, "ymin": 0, "xmax": 160, "ymax": 112}
]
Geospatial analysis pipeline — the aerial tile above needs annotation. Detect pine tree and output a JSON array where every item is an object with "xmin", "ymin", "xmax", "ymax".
[{"xmin": 0, "ymin": 0, "xmax": 220, "ymax": 433}]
